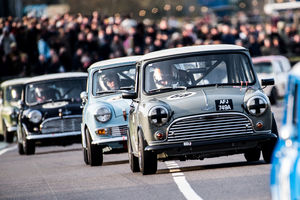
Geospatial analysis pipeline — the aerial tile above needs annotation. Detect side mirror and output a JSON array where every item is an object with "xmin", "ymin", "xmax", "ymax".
[
  {"xmin": 80, "ymin": 91, "xmax": 88, "ymax": 104},
  {"xmin": 261, "ymin": 78, "xmax": 274, "ymax": 86},
  {"xmin": 122, "ymin": 91, "xmax": 137, "ymax": 99},
  {"xmin": 17, "ymin": 100, "xmax": 24, "ymax": 109}
]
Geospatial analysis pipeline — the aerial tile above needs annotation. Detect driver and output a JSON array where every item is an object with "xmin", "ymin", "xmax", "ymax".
[
  {"xmin": 99, "ymin": 72, "xmax": 120, "ymax": 91},
  {"xmin": 35, "ymin": 87, "xmax": 47, "ymax": 103},
  {"xmin": 153, "ymin": 65, "xmax": 179, "ymax": 89}
]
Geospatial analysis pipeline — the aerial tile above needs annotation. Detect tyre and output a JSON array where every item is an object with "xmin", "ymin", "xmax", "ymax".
[
  {"xmin": 86, "ymin": 128, "xmax": 103, "ymax": 166},
  {"xmin": 127, "ymin": 131, "xmax": 139, "ymax": 172},
  {"xmin": 244, "ymin": 148, "xmax": 261, "ymax": 162},
  {"xmin": 138, "ymin": 130, "xmax": 157, "ymax": 175},
  {"xmin": 3, "ymin": 121, "xmax": 14, "ymax": 143},
  {"xmin": 262, "ymin": 114, "xmax": 278, "ymax": 163},
  {"xmin": 269, "ymin": 87, "xmax": 278, "ymax": 105},
  {"xmin": 83, "ymin": 148, "xmax": 89, "ymax": 165},
  {"xmin": 22, "ymin": 128, "xmax": 35, "ymax": 155},
  {"xmin": 18, "ymin": 142, "xmax": 24, "ymax": 155}
]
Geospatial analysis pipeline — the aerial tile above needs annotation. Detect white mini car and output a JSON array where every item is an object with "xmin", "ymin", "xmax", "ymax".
[{"xmin": 252, "ymin": 55, "xmax": 291, "ymax": 104}]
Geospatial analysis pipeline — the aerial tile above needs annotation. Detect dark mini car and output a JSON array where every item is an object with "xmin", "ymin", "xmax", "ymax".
[
  {"xmin": 17, "ymin": 72, "xmax": 87, "ymax": 155},
  {"xmin": 0, "ymin": 77, "xmax": 29, "ymax": 143},
  {"xmin": 123, "ymin": 45, "xmax": 278, "ymax": 175}
]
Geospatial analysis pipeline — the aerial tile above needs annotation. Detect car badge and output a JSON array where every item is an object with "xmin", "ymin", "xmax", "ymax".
[{"xmin": 167, "ymin": 92, "xmax": 196, "ymax": 100}]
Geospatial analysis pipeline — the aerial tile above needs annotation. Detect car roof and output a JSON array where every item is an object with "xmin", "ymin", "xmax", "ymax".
[
  {"xmin": 291, "ymin": 62, "xmax": 300, "ymax": 77},
  {"xmin": 24, "ymin": 72, "xmax": 88, "ymax": 84},
  {"xmin": 1, "ymin": 77, "xmax": 30, "ymax": 87},
  {"xmin": 88, "ymin": 56, "xmax": 142, "ymax": 71},
  {"xmin": 252, "ymin": 55, "xmax": 288, "ymax": 63},
  {"xmin": 140, "ymin": 44, "xmax": 246, "ymax": 61}
]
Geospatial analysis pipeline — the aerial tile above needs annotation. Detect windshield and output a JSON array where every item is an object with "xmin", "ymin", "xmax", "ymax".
[
  {"xmin": 5, "ymin": 84, "xmax": 23, "ymax": 105},
  {"xmin": 144, "ymin": 53, "xmax": 255, "ymax": 94},
  {"xmin": 253, "ymin": 62, "xmax": 273, "ymax": 74},
  {"xmin": 92, "ymin": 64, "xmax": 136, "ymax": 96},
  {"xmin": 26, "ymin": 78, "xmax": 86, "ymax": 105}
]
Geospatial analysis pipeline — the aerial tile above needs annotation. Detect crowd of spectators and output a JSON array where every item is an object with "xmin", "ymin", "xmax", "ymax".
[{"xmin": 0, "ymin": 11, "xmax": 300, "ymax": 78}]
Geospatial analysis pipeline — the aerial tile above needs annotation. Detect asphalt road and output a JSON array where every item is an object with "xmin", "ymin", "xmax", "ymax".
[{"xmin": 0, "ymin": 102, "xmax": 284, "ymax": 200}]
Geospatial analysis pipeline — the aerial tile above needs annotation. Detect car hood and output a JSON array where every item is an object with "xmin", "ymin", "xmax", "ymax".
[
  {"xmin": 26, "ymin": 101, "xmax": 82, "ymax": 118},
  {"xmin": 144, "ymin": 87, "xmax": 255, "ymax": 119},
  {"xmin": 97, "ymin": 94, "xmax": 132, "ymax": 117}
]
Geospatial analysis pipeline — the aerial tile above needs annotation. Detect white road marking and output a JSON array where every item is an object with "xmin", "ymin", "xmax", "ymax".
[
  {"xmin": 0, "ymin": 145, "xmax": 17, "ymax": 156},
  {"xmin": 165, "ymin": 161, "xmax": 204, "ymax": 200}
]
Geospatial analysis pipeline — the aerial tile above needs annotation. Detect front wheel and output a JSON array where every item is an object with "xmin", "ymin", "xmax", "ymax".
[
  {"xmin": 3, "ymin": 121, "xmax": 14, "ymax": 143},
  {"xmin": 86, "ymin": 128, "xmax": 103, "ymax": 166},
  {"xmin": 262, "ymin": 115, "xmax": 278, "ymax": 163},
  {"xmin": 244, "ymin": 148, "xmax": 261, "ymax": 162},
  {"xmin": 18, "ymin": 142, "xmax": 24, "ymax": 155},
  {"xmin": 127, "ymin": 131, "xmax": 139, "ymax": 172},
  {"xmin": 138, "ymin": 130, "xmax": 157, "ymax": 175}
]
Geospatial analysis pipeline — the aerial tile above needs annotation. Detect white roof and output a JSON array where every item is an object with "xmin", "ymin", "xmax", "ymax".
[
  {"xmin": 1, "ymin": 77, "xmax": 30, "ymax": 87},
  {"xmin": 140, "ymin": 44, "xmax": 246, "ymax": 61},
  {"xmin": 88, "ymin": 56, "xmax": 142, "ymax": 70},
  {"xmin": 291, "ymin": 62, "xmax": 300, "ymax": 77},
  {"xmin": 24, "ymin": 72, "xmax": 87, "ymax": 84}
]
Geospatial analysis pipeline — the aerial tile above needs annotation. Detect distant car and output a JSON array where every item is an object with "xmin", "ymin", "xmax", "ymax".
[
  {"xmin": 17, "ymin": 72, "xmax": 87, "ymax": 155},
  {"xmin": 123, "ymin": 45, "xmax": 278, "ymax": 175},
  {"xmin": 271, "ymin": 62, "xmax": 300, "ymax": 200},
  {"xmin": 252, "ymin": 55, "xmax": 291, "ymax": 104},
  {"xmin": 81, "ymin": 56, "xmax": 140, "ymax": 166},
  {"xmin": 0, "ymin": 77, "xmax": 29, "ymax": 143}
]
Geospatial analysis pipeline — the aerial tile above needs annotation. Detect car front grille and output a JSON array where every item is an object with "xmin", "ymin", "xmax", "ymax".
[
  {"xmin": 40, "ymin": 115, "xmax": 81, "ymax": 134},
  {"xmin": 107, "ymin": 125, "xmax": 128, "ymax": 136},
  {"xmin": 167, "ymin": 112, "xmax": 254, "ymax": 142}
]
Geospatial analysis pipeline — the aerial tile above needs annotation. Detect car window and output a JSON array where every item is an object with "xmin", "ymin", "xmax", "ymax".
[
  {"xmin": 25, "ymin": 78, "xmax": 86, "ymax": 105},
  {"xmin": 253, "ymin": 62, "xmax": 273, "ymax": 74},
  {"xmin": 92, "ymin": 64, "xmax": 136, "ymax": 96},
  {"xmin": 5, "ymin": 84, "xmax": 23, "ymax": 104},
  {"xmin": 144, "ymin": 53, "xmax": 255, "ymax": 93}
]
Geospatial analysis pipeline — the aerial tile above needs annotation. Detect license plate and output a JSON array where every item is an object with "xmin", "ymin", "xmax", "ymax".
[{"xmin": 215, "ymin": 99, "xmax": 233, "ymax": 111}]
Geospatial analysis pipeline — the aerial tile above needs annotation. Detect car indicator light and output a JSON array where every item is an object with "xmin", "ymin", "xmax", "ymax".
[
  {"xmin": 256, "ymin": 122, "xmax": 263, "ymax": 129},
  {"xmin": 96, "ymin": 129, "xmax": 106, "ymax": 135}
]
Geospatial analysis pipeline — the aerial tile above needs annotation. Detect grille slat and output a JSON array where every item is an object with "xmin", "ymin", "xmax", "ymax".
[
  {"xmin": 41, "ymin": 116, "xmax": 81, "ymax": 134},
  {"xmin": 167, "ymin": 113, "xmax": 254, "ymax": 142}
]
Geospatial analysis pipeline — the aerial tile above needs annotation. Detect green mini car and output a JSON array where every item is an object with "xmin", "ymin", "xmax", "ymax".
[
  {"xmin": 0, "ymin": 77, "xmax": 29, "ymax": 143},
  {"xmin": 123, "ymin": 45, "xmax": 278, "ymax": 175}
]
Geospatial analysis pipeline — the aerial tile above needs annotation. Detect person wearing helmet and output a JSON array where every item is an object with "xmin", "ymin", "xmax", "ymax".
[
  {"xmin": 153, "ymin": 65, "xmax": 179, "ymax": 89},
  {"xmin": 99, "ymin": 72, "xmax": 120, "ymax": 91}
]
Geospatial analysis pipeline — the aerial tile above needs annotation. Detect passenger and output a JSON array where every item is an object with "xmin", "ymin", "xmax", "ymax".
[{"xmin": 99, "ymin": 72, "xmax": 120, "ymax": 90}]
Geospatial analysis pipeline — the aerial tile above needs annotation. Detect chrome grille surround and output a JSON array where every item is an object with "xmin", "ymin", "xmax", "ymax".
[
  {"xmin": 105, "ymin": 125, "xmax": 128, "ymax": 136},
  {"xmin": 167, "ymin": 112, "xmax": 254, "ymax": 143},
  {"xmin": 40, "ymin": 115, "xmax": 82, "ymax": 134}
]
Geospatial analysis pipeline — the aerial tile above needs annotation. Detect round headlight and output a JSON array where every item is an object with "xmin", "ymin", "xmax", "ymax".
[
  {"xmin": 148, "ymin": 106, "xmax": 169, "ymax": 126},
  {"xmin": 95, "ymin": 107, "xmax": 111, "ymax": 123},
  {"xmin": 246, "ymin": 96, "xmax": 268, "ymax": 116},
  {"xmin": 28, "ymin": 110, "xmax": 42, "ymax": 123}
]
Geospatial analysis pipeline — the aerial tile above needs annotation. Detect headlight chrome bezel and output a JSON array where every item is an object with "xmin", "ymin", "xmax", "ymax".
[
  {"xmin": 148, "ymin": 106, "xmax": 169, "ymax": 126},
  {"xmin": 94, "ymin": 106, "xmax": 112, "ymax": 123},
  {"xmin": 28, "ymin": 110, "xmax": 42, "ymax": 124},
  {"xmin": 246, "ymin": 96, "xmax": 268, "ymax": 116}
]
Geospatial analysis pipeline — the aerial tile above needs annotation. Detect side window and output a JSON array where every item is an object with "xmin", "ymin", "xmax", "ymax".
[{"xmin": 292, "ymin": 83, "xmax": 298, "ymax": 126}]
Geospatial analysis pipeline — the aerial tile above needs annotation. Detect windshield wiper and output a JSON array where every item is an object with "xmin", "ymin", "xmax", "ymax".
[
  {"xmin": 148, "ymin": 86, "xmax": 187, "ymax": 93},
  {"xmin": 96, "ymin": 90, "xmax": 120, "ymax": 95}
]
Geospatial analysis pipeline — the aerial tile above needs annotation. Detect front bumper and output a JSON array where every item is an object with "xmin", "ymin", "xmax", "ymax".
[
  {"xmin": 92, "ymin": 136, "xmax": 127, "ymax": 145},
  {"xmin": 145, "ymin": 133, "xmax": 277, "ymax": 158},
  {"xmin": 26, "ymin": 131, "xmax": 81, "ymax": 140}
]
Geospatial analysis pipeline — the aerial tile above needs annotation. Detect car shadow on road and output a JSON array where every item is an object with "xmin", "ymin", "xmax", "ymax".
[
  {"xmin": 156, "ymin": 160, "xmax": 267, "ymax": 174},
  {"xmin": 35, "ymin": 147, "xmax": 82, "ymax": 155}
]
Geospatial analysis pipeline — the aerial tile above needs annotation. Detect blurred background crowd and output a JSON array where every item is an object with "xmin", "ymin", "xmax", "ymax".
[{"xmin": 0, "ymin": 0, "xmax": 300, "ymax": 80}]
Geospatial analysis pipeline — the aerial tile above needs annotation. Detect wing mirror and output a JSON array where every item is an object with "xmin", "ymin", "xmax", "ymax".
[
  {"xmin": 122, "ymin": 91, "xmax": 137, "ymax": 99},
  {"xmin": 261, "ymin": 78, "xmax": 275, "ymax": 87},
  {"xmin": 80, "ymin": 91, "xmax": 88, "ymax": 104}
]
